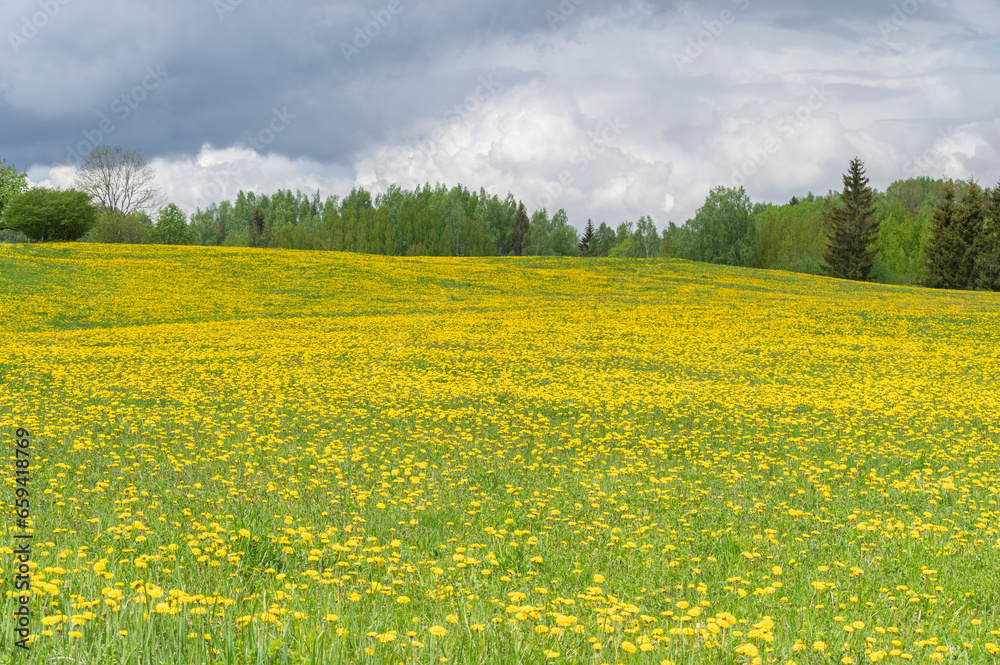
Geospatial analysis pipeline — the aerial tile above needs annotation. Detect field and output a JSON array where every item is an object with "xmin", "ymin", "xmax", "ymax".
[{"xmin": 1, "ymin": 243, "xmax": 999, "ymax": 665}]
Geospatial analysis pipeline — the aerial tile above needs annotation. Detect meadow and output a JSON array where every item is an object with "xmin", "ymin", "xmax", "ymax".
[{"xmin": 1, "ymin": 242, "xmax": 999, "ymax": 665}]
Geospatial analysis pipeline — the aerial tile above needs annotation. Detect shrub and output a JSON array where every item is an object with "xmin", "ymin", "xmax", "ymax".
[{"xmin": 2, "ymin": 188, "xmax": 97, "ymax": 241}]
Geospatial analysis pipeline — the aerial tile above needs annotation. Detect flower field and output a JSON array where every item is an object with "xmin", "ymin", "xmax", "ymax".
[{"xmin": 1, "ymin": 242, "xmax": 999, "ymax": 665}]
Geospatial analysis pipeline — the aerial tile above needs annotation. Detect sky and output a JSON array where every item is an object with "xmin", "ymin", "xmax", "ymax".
[{"xmin": 2, "ymin": 0, "xmax": 999, "ymax": 228}]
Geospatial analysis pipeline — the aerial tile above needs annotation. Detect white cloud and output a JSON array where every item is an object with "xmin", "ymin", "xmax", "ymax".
[{"xmin": 11, "ymin": 0, "xmax": 1000, "ymax": 230}]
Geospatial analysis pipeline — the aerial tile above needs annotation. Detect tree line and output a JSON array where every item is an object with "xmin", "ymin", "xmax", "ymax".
[
  {"xmin": 664, "ymin": 158, "xmax": 999, "ymax": 291},
  {"xmin": 0, "ymin": 147, "xmax": 997, "ymax": 292}
]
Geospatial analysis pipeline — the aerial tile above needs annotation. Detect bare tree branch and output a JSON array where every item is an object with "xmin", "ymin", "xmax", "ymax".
[{"xmin": 74, "ymin": 146, "xmax": 165, "ymax": 216}]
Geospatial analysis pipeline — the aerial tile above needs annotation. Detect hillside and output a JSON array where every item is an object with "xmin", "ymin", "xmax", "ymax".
[{"xmin": 1, "ymin": 244, "xmax": 998, "ymax": 664}]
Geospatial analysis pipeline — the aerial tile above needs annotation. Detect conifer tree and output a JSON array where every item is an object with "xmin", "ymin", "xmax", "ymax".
[
  {"xmin": 822, "ymin": 157, "xmax": 879, "ymax": 281},
  {"xmin": 953, "ymin": 180, "xmax": 986, "ymax": 288},
  {"xmin": 974, "ymin": 183, "xmax": 1000, "ymax": 291},
  {"xmin": 923, "ymin": 182, "xmax": 959, "ymax": 289},
  {"xmin": 925, "ymin": 180, "xmax": 985, "ymax": 289},
  {"xmin": 511, "ymin": 201, "xmax": 529, "ymax": 256},
  {"xmin": 578, "ymin": 219, "xmax": 595, "ymax": 256}
]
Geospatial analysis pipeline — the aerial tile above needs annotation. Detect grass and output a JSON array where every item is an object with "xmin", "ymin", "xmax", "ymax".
[{"xmin": 0, "ymin": 242, "xmax": 999, "ymax": 664}]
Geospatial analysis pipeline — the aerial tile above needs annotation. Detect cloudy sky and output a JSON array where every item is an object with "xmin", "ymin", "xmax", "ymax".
[{"xmin": 2, "ymin": 0, "xmax": 998, "ymax": 227}]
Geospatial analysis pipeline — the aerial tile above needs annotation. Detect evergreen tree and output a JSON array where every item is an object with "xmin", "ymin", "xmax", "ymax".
[
  {"xmin": 923, "ymin": 182, "xmax": 960, "ymax": 289},
  {"xmin": 953, "ymin": 181, "xmax": 987, "ymax": 289},
  {"xmin": 822, "ymin": 157, "xmax": 879, "ymax": 281},
  {"xmin": 924, "ymin": 180, "xmax": 985, "ymax": 290},
  {"xmin": 578, "ymin": 219, "xmax": 595, "ymax": 256},
  {"xmin": 974, "ymin": 183, "xmax": 1000, "ymax": 291},
  {"xmin": 511, "ymin": 201, "xmax": 529, "ymax": 256},
  {"xmin": 248, "ymin": 206, "xmax": 269, "ymax": 248}
]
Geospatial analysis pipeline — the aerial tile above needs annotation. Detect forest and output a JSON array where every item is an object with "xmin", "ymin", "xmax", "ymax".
[{"xmin": 1, "ymin": 151, "xmax": 997, "ymax": 290}]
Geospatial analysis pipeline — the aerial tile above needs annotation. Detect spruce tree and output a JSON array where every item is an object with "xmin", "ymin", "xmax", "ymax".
[
  {"xmin": 953, "ymin": 180, "xmax": 986, "ymax": 289},
  {"xmin": 974, "ymin": 183, "xmax": 1000, "ymax": 291},
  {"xmin": 925, "ymin": 180, "xmax": 985, "ymax": 290},
  {"xmin": 511, "ymin": 202, "xmax": 529, "ymax": 256},
  {"xmin": 822, "ymin": 157, "xmax": 879, "ymax": 281},
  {"xmin": 578, "ymin": 219, "xmax": 595, "ymax": 256},
  {"xmin": 923, "ymin": 182, "xmax": 959, "ymax": 288}
]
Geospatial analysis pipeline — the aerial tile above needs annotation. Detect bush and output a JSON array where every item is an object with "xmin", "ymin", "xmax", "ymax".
[
  {"xmin": 83, "ymin": 211, "xmax": 152, "ymax": 244},
  {"xmin": 2, "ymin": 188, "xmax": 97, "ymax": 241}
]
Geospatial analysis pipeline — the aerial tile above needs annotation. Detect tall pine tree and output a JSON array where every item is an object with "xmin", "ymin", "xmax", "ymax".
[
  {"xmin": 923, "ymin": 182, "xmax": 959, "ymax": 288},
  {"xmin": 954, "ymin": 181, "xmax": 986, "ymax": 289},
  {"xmin": 974, "ymin": 182, "xmax": 1000, "ymax": 291},
  {"xmin": 925, "ymin": 180, "xmax": 984, "ymax": 290},
  {"xmin": 823, "ymin": 157, "xmax": 879, "ymax": 281},
  {"xmin": 578, "ymin": 219, "xmax": 595, "ymax": 256}
]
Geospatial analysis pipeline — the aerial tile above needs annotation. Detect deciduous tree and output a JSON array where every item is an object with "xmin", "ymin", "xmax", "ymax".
[
  {"xmin": 75, "ymin": 146, "xmax": 164, "ymax": 216},
  {"xmin": 150, "ymin": 203, "xmax": 194, "ymax": 245},
  {"xmin": 1, "ymin": 188, "xmax": 97, "ymax": 241},
  {"xmin": 0, "ymin": 158, "xmax": 28, "ymax": 222}
]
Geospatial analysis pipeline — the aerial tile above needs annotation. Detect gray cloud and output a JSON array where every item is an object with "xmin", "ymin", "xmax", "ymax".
[{"xmin": 3, "ymin": 0, "xmax": 999, "ymax": 226}]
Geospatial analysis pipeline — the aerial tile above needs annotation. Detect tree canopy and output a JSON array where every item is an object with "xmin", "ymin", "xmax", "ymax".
[
  {"xmin": 1, "ymin": 188, "xmax": 97, "ymax": 241},
  {"xmin": 75, "ymin": 146, "xmax": 164, "ymax": 216}
]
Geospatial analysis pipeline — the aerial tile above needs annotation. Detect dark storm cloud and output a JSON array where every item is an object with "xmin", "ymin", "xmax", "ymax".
[
  {"xmin": 2, "ymin": 0, "xmax": 998, "ymax": 224},
  {"xmin": 2, "ymin": 0, "xmax": 639, "ymax": 168}
]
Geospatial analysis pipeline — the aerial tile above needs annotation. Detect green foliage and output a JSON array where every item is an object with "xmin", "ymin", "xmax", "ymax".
[
  {"xmin": 189, "ymin": 203, "xmax": 228, "ymax": 246},
  {"xmin": 608, "ymin": 234, "xmax": 640, "ymax": 258},
  {"xmin": 578, "ymin": 219, "xmax": 595, "ymax": 256},
  {"xmin": 0, "ymin": 158, "xmax": 28, "ymax": 221},
  {"xmin": 973, "ymin": 183, "xmax": 1000, "ymax": 291},
  {"xmin": 924, "ymin": 180, "xmax": 992, "ymax": 290},
  {"xmin": 823, "ymin": 158, "xmax": 879, "ymax": 281},
  {"xmin": 635, "ymin": 216, "xmax": 660, "ymax": 258},
  {"xmin": 150, "ymin": 203, "xmax": 194, "ymax": 245},
  {"xmin": 2, "ymin": 188, "xmax": 97, "ymax": 241},
  {"xmin": 755, "ymin": 200, "xmax": 826, "ymax": 274},
  {"xmin": 150, "ymin": 171, "xmax": 989, "ymax": 290},
  {"xmin": 522, "ymin": 209, "xmax": 578, "ymax": 256},
  {"xmin": 511, "ymin": 202, "xmax": 529, "ymax": 256},
  {"xmin": 673, "ymin": 186, "xmax": 758, "ymax": 267},
  {"xmin": 83, "ymin": 210, "xmax": 152, "ymax": 244},
  {"xmin": 591, "ymin": 222, "xmax": 617, "ymax": 257},
  {"xmin": 868, "ymin": 186, "xmax": 936, "ymax": 285},
  {"xmin": 248, "ymin": 206, "xmax": 269, "ymax": 248},
  {"xmin": 922, "ymin": 183, "xmax": 960, "ymax": 289}
]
